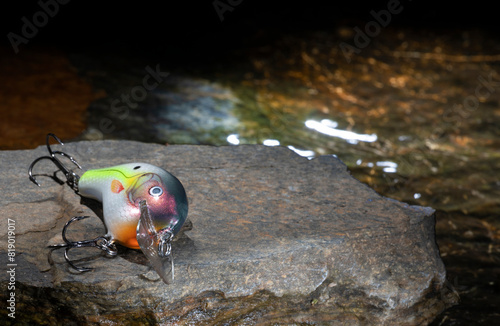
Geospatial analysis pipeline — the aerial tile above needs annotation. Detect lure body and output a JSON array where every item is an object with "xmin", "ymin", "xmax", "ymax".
[{"xmin": 78, "ymin": 162, "xmax": 188, "ymax": 249}]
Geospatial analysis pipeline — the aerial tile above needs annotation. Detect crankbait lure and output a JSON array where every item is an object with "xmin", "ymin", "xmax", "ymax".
[{"xmin": 28, "ymin": 134, "xmax": 188, "ymax": 284}]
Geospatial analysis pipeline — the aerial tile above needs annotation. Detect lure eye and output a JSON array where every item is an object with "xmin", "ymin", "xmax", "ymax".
[{"xmin": 149, "ymin": 186, "xmax": 163, "ymax": 197}]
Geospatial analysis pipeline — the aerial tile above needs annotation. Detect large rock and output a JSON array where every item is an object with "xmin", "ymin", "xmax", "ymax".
[{"xmin": 0, "ymin": 141, "xmax": 457, "ymax": 325}]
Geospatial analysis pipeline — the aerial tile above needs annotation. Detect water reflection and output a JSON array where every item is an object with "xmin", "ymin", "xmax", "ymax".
[
  {"xmin": 356, "ymin": 159, "xmax": 398, "ymax": 173},
  {"xmin": 305, "ymin": 119, "xmax": 377, "ymax": 143},
  {"xmin": 263, "ymin": 139, "xmax": 280, "ymax": 146},
  {"xmin": 375, "ymin": 161, "xmax": 398, "ymax": 173},
  {"xmin": 287, "ymin": 145, "xmax": 315, "ymax": 159},
  {"xmin": 227, "ymin": 134, "xmax": 240, "ymax": 145}
]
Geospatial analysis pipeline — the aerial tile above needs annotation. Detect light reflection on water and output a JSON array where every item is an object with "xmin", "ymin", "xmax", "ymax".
[
  {"xmin": 356, "ymin": 159, "xmax": 398, "ymax": 173},
  {"xmin": 286, "ymin": 146, "xmax": 315, "ymax": 159},
  {"xmin": 305, "ymin": 119, "xmax": 378, "ymax": 143},
  {"xmin": 226, "ymin": 134, "xmax": 240, "ymax": 145},
  {"xmin": 375, "ymin": 161, "xmax": 398, "ymax": 173},
  {"xmin": 263, "ymin": 139, "xmax": 280, "ymax": 146},
  {"xmin": 225, "ymin": 118, "xmax": 380, "ymax": 162}
]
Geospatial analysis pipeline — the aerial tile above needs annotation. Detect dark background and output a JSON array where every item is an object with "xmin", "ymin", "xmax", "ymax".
[{"xmin": 2, "ymin": 1, "xmax": 498, "ymax": 58}]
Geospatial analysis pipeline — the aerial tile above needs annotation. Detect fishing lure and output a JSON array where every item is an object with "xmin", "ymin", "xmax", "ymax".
[{"xmin": 28, "ymin": 133, "xmax": 188, "ymax": 284}]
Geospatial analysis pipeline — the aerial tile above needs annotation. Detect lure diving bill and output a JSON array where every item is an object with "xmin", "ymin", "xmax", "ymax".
[{"xmin": 28, "ymin": 134, "xmax": 188, "ymax": 284}]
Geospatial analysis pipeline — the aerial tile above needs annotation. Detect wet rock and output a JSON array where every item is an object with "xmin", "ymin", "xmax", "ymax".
[{"xmin": 0, "ymin": 141, "xmax": 457, "ymax": 325}]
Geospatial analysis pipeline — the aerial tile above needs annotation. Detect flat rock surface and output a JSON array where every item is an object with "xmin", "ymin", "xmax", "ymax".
[{"xmin": 0, "ymin": 141, "xmax": 457, "ymax": 325}]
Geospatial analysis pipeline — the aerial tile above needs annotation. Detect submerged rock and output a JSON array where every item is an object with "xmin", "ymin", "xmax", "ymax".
[
  {"xmin": 84, "ymin": 76, "xmax": 240, "ymax": 145},
  {"xmin": 0, "ymin": 141, "xmax": 457, "ymax": 325}
]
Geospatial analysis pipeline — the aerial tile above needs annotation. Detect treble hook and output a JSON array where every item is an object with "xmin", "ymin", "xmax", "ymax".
[
  {"xmin": 28, "ymin": 133, "xmax": 82, "ymax": 191},
  {"xmin": 49, "ymin": 215, "xmax": 118, "ymax": 272}
]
